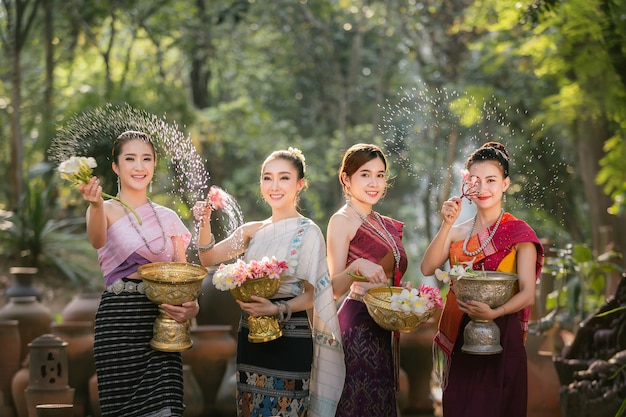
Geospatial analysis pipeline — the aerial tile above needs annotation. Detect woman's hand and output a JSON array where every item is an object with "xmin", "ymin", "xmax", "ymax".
[
  {"xmin": 160, "ymin": 300, "xmax": 200, "ymax": 323},
  {"xmin": 78, "ymin": 176, "xmax": 103, "ymax": 206},
  {"xmin": 456, "ymin": 299, "xmax": 499, "ymax": 321},
  {"xmin": 236, "ymin": 295, "xmax": 276, "ymax": 318},
  {"xmin": 351, "ymin": 258, "xmax": 388, "ymax": 285},
  {"xmin": 192, "ymin": 200, "xmax": 212, "ymax": 225},
  {"xmin": 441, "ymin": 197, "xmax": 462, "ymax": 226}
]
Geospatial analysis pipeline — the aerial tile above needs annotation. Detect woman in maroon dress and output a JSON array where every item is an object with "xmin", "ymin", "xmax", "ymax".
[
  {"xmin": 327, "ymin": 143, "xmax": 408, "ymax": 417},
  {"xmin": 421, "ymin": 142, "xmax": 544, "ymax": 417}
]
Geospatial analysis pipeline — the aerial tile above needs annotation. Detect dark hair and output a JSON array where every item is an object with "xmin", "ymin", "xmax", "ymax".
[
  {"xmin": 262, "ymin": 148, "xmax": 307, "ymax": 180},
  {"xmin": 338, "ymin": 143, "xmax": 388, "ymax": 194},
  {"xmin": 465, "ymin": 141, "xmax": 510, "ymax": 178},
  {"xmin": 112, "ymin": 131, "xmax": 156, "ymax": 164}
]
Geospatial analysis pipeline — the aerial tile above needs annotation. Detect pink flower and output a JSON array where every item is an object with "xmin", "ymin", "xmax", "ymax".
[
  {"xmin": 417, "ymin": 284, "xmax": 443, "ymax": 309},
  {"xmin": 460, "ymin": 168, "xmax": 479, "ymax": 201},
  {"xmin": 212, "ymin": 256, "xmax": 289, "ymax": 291},
  {"xmin": 208, "ymin": 185, "xmax": 227, "ymax": 210}
]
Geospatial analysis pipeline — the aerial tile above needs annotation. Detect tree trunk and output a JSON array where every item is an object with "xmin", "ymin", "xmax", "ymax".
[
  {"xmin": 9, "ymin": 37, "xmax": 24, "ymax": 212},
  {"xmin": 575, "ymin": 117, "xmax": 626, "ymax": 264}
]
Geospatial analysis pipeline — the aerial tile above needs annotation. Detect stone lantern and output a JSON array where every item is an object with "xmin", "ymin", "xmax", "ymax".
[{"xmin": 24, "ymin": 334, "xmax": 74, "ymax": 417}]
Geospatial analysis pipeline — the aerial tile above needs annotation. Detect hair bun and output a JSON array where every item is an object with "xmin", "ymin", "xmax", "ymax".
[{"xmin": 482, "ymin": 141, "xmax": 509, "ymax": 159}]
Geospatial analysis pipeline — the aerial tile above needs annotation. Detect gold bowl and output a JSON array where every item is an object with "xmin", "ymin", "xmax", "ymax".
[
  {"xmin": 229, "ymin": 276, "xmax": 281, "ymax": 302},
  {"xmin": 230, "ymin": 277, "xmax": 282, "ymax": 343},
  {"xmin": 138, "ymin": 262, "xmax": 208, "ymax": 352},
  {"xmin": 451, "ymin": 271, "xmax": 519, "ymax": 355},
  {"xmin": 363, "ymin": 287, "xmax": 437, "ymax": 333}
]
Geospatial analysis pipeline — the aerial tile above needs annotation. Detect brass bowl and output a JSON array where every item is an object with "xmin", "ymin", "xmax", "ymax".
[
  {"xmin": 137, "ymin": 262, "xmax": 208, "ymax": 352},
  {"xmin": 230, "ymin": 276, "xmax": 280, "ymax": 302},
  {"xmin": 363, "ymin": 287, "xmax": 437, "ymax": 333},
  {"xmin": 228, "ymin": 276, "xmax": 282, "ymax": 343},
  {"xmin": 452, "ymin": 271, "xmax": 519, "ymax": 308},
  {"xmin": 138, "ymin": 262, "xmax": 208, "ymax": 305}
]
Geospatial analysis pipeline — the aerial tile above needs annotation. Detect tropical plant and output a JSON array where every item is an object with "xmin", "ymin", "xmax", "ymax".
[
  {"xmin": 0, "ymin": 169, "xmax": 101, "ymax": 289},
  {"xmin": 545, "ymin": 243, "xmax": 623, "ymax": 330}
]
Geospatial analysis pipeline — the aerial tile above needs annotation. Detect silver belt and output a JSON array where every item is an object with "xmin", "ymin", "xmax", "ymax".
[
  {"xmin": 347, "ymin": 292, "xmax": 364, "ymax": 302},
  {"xmin": 106, "ymin": 279, "xmax": 145, "ymax": 295}
]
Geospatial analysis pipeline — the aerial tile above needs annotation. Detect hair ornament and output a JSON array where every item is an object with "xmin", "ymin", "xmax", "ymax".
[{"xmin": 287, "ymin": 147, "xmax": 306, "ymax": 172}]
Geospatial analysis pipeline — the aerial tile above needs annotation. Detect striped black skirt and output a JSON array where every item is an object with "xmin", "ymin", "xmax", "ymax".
[
  {"xmin": 236, "ymin": 302, "xmax": 313, "ymax": 417},
  {"xmin": 94, "ymin": 290, "xmax": 184, "ymax": 417}
]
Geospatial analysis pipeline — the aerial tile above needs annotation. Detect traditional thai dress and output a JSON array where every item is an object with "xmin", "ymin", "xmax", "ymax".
[
  {"xmin": 335, "ymin": 214, "xmax": 408, "ymax": 417},
  {"xmin": 236, "ymin": 217, "xmax": 345, "ymax": 417},
  {"xmin": 94, "ymin": 201, "xmax": 191, "ymax": 417},
  {"xmin": 434, "ymin": 212, "xmax": 544, "ymax": 417}
]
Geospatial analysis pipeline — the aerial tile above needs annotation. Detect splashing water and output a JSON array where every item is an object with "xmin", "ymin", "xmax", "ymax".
[
  {"xmin": 379, "ymin": 85, "xmax": 570, "ymax": 243},
  {"xmin": 49, "ymin": 103, "xmax": 244, "ymax": 237}
]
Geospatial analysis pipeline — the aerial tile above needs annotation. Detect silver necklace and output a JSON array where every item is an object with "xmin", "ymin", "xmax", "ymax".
[
  {"xmin": 122, "ymin": 198, "xmax": 167, "ymax": 255},
  {"xmin": 462, "ymin": 209, "xmax": 504, "ymax": 257},
  {"xmin": 347, "ymin": 201, "xmax": 401, "ymax": 274}
]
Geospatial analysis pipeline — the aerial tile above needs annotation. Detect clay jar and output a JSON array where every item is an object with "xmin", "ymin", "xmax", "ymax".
[
  {"xmin": 182, "ymin": 325, "xmax": 236, "ymax": 416},
  {"xmin": 0, "ymin": 320, "xmax": 20, "ymax": 417},
  {"xmin": 51, "ymin": 322, "xmax": 95, "ymax": 417},
  {"xmin": 11, "ymin": 366, "xmax": 29, "ymax": 417},
  {"xmin": 196, "ymin": 267, "xmax": 240, "ymax": 340},
  {"xmin": 0, "ymin": 296, "xmax": 53, "ymax": 364},
  {"xmin": 182, "ymin": 364, "xmax": 204, "ymax": 417},
  {"xmin": 60, "ymin": 293, "xmax": 101, "ymax": 325}
]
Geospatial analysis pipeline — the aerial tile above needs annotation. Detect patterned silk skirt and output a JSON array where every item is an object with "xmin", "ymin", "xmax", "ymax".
[
  {"xmin": 94, "ymin": 290, "xmax": 184, "ymax": 417},
  {"xmin": 236, "ymin": 302, "xmax": 313, "ymax": 417},
  {"xmin": 335, "ymin": 298, "xmax": 397, "ymax": 417}
]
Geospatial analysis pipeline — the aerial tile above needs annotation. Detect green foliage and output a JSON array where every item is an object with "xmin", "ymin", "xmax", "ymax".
[
  {"xmin": 545, "ymin": 243, "xmax": 623, "ymax": 325},
  {"xmin": 0, "ymin": 169, "xmax": 100, "ymax": 289}
]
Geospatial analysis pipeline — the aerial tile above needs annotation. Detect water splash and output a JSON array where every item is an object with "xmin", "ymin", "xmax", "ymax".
[
  {"xmin": 49, "ymin": 103, "xmax": 244, "ymax": 237},
  {"xmin": 379, "ymin": 85, "xmax": 569, "ymax": 240}
]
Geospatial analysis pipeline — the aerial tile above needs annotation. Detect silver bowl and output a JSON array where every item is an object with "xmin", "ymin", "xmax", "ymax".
[{"xmin": 451, "ymin": 271, "xmax": 518, "ymax": 355}]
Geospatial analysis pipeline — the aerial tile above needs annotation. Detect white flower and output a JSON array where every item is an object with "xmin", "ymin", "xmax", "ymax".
[
  {"xmin": 390, "ymin": 288, "xmax": 431, "ymax": 315},
  {"xmin": 435, "ymin": 268, "xmax": 451, "ymax": 284}
]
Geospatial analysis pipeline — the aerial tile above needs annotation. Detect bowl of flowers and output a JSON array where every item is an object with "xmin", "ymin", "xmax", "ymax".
[
  {"xmin": 212, "ymin": 256, "xmax": 289, "ymax": 342},
  {"xmin": 364, "ymin": 284, "xmax": 443, "ymax": 333}
]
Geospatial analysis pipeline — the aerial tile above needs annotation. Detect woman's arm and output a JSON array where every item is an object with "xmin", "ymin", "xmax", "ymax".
[
  {"xmin": 327, "ymin": 212, "xmax": 387, "ymax": 299},
  {"xmin": 420, "ymin": 197, "xmax": 463, "ymax": 276}
]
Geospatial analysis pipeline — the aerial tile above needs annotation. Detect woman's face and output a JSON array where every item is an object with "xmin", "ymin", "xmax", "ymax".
[
  {"xmin": 344, "ymin": 156, "xmax": 387, "ymax": 206},
  {"xmin": 112, "ymin": 139, "xmax": 156, "ymax": 193},
  {"xmin": 260, "ymin": 158, "xmax": 303, "ymax": 211},
  {"xmin": 468, "ymin": 160, "xmax": 509, "ymax": 208}
]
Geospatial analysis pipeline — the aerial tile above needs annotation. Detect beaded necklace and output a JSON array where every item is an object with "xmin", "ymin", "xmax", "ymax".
[
  {"xmin": 347, "ymin": 201, "xmax": 401, "ymax": 279},
  {"xmin": 121, "ymin": 198, "xmax": 167, "ymax": 255},
  {"xmin": 462, "ymin": 208, "xmax": 504, "ymax": 257}
]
